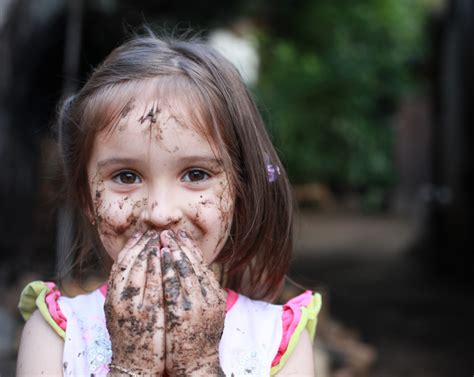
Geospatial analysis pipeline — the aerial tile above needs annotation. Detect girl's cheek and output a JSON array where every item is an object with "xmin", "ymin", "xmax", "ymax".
[
  {"xmin": 93, "ymin": 190, "xmax": 147, "ymax": 259},
  {"xmin": 215, "ymin": 181, "xmax": 235, "ymax": 230},
  {"xmin": 96, "ymin": 197, "xmax": 142, "ymax": 234},
  {"xmin": 192, "ymin": 184, "xmax": 234, "ymax": 262}
]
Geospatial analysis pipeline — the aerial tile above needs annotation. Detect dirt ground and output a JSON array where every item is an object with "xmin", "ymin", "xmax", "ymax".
[{"xmin": 291, "ymin": 211, "xmax": 474, "ymax": 377}]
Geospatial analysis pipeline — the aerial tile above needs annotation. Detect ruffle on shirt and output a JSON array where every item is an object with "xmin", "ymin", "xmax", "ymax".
[
  {"xmin": 18, "ymin": 281, "xmax": 67, "ymax": 338},
  {"xmin": 270, "ymin": 290, "xmax": 322, "ymax": 375}
]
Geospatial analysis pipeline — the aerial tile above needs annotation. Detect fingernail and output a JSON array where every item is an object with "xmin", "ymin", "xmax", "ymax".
[{"xmin": 165, "ymin": 230, "xmax": 177, "ymax": 240}]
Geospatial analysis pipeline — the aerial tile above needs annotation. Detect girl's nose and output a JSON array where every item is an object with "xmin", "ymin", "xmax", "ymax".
[{"xmin": 139, "ymin": 188, "xmax": 183, "ymax": 229}]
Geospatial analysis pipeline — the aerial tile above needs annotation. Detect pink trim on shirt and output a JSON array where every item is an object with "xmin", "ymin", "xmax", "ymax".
[
  {"xmin": 45, "ymin": 282, "xmax": 67, "ymax": 331},
  {"xmin": 99, "ymin": 284, "xmax": 107, "ymax": 297},
  {"xmin": 271, "ymin": 290, "xmax": 313, "ymax": 367},
  {"xmin": 99, "ymin": 284, "xmax": 239, "ymax": 314},
  {"xmin": 224, "ymin": 289, "xmax": 239, "ymax": 313}
]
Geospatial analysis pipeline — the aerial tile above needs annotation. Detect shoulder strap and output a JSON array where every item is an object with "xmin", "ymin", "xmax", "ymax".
[
  {"xmin": 18, "ymin": 281, "xmax": 66, "ymax": 338},
  {"xmin": 270, "ymin": 291, "xmax": 322, "ymax": 375}
]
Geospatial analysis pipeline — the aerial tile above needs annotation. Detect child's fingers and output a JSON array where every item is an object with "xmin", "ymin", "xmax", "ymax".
[
  {"xmin": 160, "ymin": 247, "xmax": 183, "ymax": 308},
  {"xmin": 176, "ymin": 230, "xmax": 204, "ymax": 263},
  {"xmin": 168, "ymin": 235, "xmax": 225, "ymax": 305},
  {"xmin": 145, "ymin": 246, "xmax": 166, "ymax": 368},
  {"xmin": 167, "ymin": 240, "xmax": 205, "ymax": 303},
  {"xmin": 151, "ymin": 325, "xmax": 165, "ymax": 372},
  {"xmin": 106, "ymin": 235, "xmax": 166, "ymax": 374},
  {"xmin": 161, "ymin": 230, "xmax": 224, "ymax": 306},
  {"xmin": 115, "ymin": 229, "xmax": 145, "ymax": 264},
  {"xmin": 108, "ymin": 230, "xmax": 144, "ymax": 278},
  {"xmin": 122, "ymin": 233, "xmax": 162, "ymax": 305},
  {"xmin": 111, "ymin": 231, "xmax": 158, "ymax": 304},
  {"xmin": 117, "ymin": 229, "xmax": 155, "ymax": 267},
  {"xmin": 144, "ymin": 239, "xmax": 164, "ymax": 307},
  {"xmin": 174, "ymin": 231, "xmax": 224, "ymax": 299},
  {"xmin": 173, "ymin": 231, "xmax": 223, "ymax": 292}
]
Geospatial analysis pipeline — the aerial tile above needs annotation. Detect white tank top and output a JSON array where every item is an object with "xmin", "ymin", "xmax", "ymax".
[{"xmin": 58, "ymin": 289, "xmax": 283, "ymax": 376}]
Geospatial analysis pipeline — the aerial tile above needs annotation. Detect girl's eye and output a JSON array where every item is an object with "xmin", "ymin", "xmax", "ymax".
[
  {"xmin": 113, "ymin": 171, "xmax": 141, "ymax": 185},
  {"xmin": 182, "ymin": 169, "xmax": 210, "ymax": 183}
]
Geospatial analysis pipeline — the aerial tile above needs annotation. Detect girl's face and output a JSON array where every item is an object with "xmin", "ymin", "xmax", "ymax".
[{"xmin": 87, "ymin": 96, "xmax": 234, "ymax": 264}]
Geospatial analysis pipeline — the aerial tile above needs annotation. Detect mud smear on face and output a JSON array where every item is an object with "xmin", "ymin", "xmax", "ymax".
[
  {"xmin": 183, "ymin": 172, "xmax": 234, "ymax": 265},
  {"xmin": 146, "ymin": 103, "xmax": 190, "ymax": 151},
  {"xmin": 206, "ymin": 179, "xmax": 234, "ymax": 260},
  {"xmin": 92, "ymin": 172, "xmax": 148, "ymax": 237},
  {"xmin": 92, "ymin": 175, "xmax": 106, "ymax": 225},
  {"xmin": 121, "ymin": 98, "xmax": 136, "ymax": 117},
  {"xmin": 138, "ymin": 102, "xmax": 160, "ymax": 125},
  {"xmin": 109, "ymin": 198, "xmax": 146, "ymax": 235},
  {"xmin": 117, "ymin": 98, "xmax": 136, "ymax": 132}
]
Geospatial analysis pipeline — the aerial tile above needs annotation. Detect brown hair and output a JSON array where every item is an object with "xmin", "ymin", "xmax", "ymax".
[{"xmin": 57, "ymin": 30, "xmax": 293, "ymax": 300}]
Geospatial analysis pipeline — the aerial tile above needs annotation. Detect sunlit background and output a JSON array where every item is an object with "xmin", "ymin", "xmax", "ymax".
[{"xmin": 1, "ymin": 0, "xmax": 473, "ymax": 376}]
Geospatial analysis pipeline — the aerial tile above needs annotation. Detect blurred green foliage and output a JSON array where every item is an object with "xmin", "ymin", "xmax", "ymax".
[{"xmin": 255, "ymin": 0, "xmax": 429, "ymax": 198}]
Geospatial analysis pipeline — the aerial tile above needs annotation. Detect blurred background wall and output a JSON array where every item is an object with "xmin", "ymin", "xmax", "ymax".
[{"xmin": 1, "ymin": 0, "xmax": 473, "ymax": 376}]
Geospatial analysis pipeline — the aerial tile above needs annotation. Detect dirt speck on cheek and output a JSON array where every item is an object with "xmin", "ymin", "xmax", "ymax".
[
  {"xmin": 199, "ymin": 199, "xmax": 213, "ymax": 206},
  {"xmin": 126, "ymin": 211, "xmax": 139, "ymax": 226},
  {"xmin": 214, "ymin": 183, "xmax": 234, "ymax": 252},
  {"xmin": 100, "ymin": 197, "xmax": 147, "ymax": 236},
  {"xmin": 93, "ymin": 181, "xmax": 106, "ymax": 224}
]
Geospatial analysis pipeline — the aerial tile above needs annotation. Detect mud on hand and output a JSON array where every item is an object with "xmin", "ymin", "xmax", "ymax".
[
  {"xmin": 105, "ymin": 230, "xmax": 165, "ymax": 376},
  {"xmin": 160, "ymin": 230, "xmax": 226, "ymax": 377}
]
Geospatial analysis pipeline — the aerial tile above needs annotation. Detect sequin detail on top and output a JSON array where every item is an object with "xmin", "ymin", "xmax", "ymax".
[
  {"xmin": 77, "ymin": 314, "xmax": 112, "ymax": 375},
  {"xmin": 234, "ymin": 349, "xmax": 266, "ymax": 375},
  {"xmin": 59, "ymin": 289, "xmax": 112, "ymax": 376}
]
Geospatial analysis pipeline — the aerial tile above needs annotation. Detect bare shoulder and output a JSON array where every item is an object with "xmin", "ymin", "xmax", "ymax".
[
  {"xmin": 274, "ymin": 329, "xmax": 315, "ymax": 377},
  {"xmin": 16, "ymin": 310, "xmax": 64, "ymax": 376}
]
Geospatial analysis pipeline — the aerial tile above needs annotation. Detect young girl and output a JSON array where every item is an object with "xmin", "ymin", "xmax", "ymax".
[{"xmin": 17, "ymin": 31, "xmax": 321, "ymax": 376}]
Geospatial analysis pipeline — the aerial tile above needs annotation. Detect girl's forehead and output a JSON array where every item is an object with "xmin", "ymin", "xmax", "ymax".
[
  {"xmin": 97, "ymin": 78, "xmax": 212, "ymax": 142},
  {"xmin": 93, "ymin": 90, "xmax": 223, "ymax": 165},
  {"xmin": 115, "ymin": 110, "xmax": 208, "ymax": 154},
  {"xmin": 106, "ymin": 100, "xmax": 200, "ymax": 138}
]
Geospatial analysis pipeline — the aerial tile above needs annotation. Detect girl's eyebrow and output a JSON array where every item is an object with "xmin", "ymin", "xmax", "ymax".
[
  {"xmin": 97, "ymin": 157, "xmax": 141, "ymax": 169},
  {"xmin": 96, "ymin": 156, "xmax": 223, "ymax": 169},
  {"xmin": 177, "ymin": 155, "xmax": 223, "ymax": 166}
]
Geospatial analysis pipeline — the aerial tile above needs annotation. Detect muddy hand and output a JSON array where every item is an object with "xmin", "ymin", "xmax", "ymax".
[
  {"xmin": 105, "ymin": 230, "xmax": 165, "ymax": 376},
  {"xmin": 160, "ymin": 230, "xmax": 226, "ymax": 377}
]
